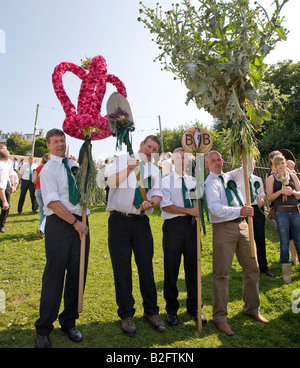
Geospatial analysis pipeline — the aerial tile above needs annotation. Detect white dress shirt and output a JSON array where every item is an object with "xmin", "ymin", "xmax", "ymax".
[
  {"xmin": 18, "ymin": 162, "xmax": 38, "ymax": 180},
  {"xmin": 161, "ymin": 171, "xmax": 196, "ymax": 220},
  {"xmin": 204, "ymin": 162, "xmax": 253, "ymax": 223},
  {"xmin": 40, "ymin": 155, "xmax": 86, "ymax": 217},
  {"xmin": 237, "ymin": 174, "xmax": 265, "ymax": 206},
  {"xmin": 106, "ymin": 153, "xmax": 162, "ymax": 215},
  {"xmin": 0, "ymin": 161, "xmax": 9, "ymax": 190}
]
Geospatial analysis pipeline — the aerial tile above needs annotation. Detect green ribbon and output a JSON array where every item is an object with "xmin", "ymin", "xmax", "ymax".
[
  {"xmin": 196, "ymin": 186, "xmax": 206, "ymax": 235},
  {"xmin": 254, "ymin": 180, "xmax": 260, "ymax": 195},
  {"xmin": 219, "ymin": 174, "xmax": 236, "ymax": 207},
  {"xmin": 113, "ymin": 121, "xmax": 135, "ymax": 153},
  {"xmin": 227, "ymin": 180, "xmax": 244, "ymax": 207},
  {"xmin": 249, "ymin": 177, "xmax": 255, "ymax": 204},
  {"xmin": 62, "ymin": 157, "xmax": 79, "ymax": 206},
  {"xmin": 182, "ymin": 177, "xmax": 193, "ymax": 209}
]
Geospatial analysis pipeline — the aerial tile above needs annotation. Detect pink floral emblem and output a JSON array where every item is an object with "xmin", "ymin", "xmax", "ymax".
[{"xmin": 52, "ymin": 55, "xmax": 127, "ymax": 140}]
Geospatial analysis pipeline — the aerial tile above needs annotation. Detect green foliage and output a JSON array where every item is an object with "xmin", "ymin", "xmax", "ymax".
[
  {"xmin": 138, "ymin": 0, "xmax": 289, "ymax": 163},
  {"xmin": 258, "ymin": 60, "xmax": 300, "ymax": 162},
  {"xmin": 33, "ymin": 138, "xmax": 49, "ymax": 157},
  {"xmin": 6, "ymin": 132, "xmax": 31, "ymax": 156},
  {"xmin": 157, "ymin": 120, "xmax": 203, "ymax": 153},
  {"xmin": 158, "ymin": 120, "xmax": 232, "ymax": 162}
]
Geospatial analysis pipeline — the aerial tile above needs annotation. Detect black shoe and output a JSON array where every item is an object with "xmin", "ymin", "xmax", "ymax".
[
  {"xmin": 167, "ymin": 314, "xmax": 179, "ymax": 326},
  {"xmin": 261, "ymin": 269, "xmax": 275, "ymax": 277},
  {"xmin": 61, "ymin": 327, "xmax": 83, "ymax": 342},
  {"xmin": 187, "ymin": 310, "xmax": 207, "ymax": 325},
  {"xmin": 0, "ymin": 228, "xmax": 5, "ymax": 233},
  {"xmin": 36, "ymin": 335, "xmax": 51, "ymax": 348}
]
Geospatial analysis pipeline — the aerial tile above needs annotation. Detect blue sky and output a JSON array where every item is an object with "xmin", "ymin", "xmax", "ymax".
[{"xmin": 0, "ymin": 0, "xmax": 299, "ymax": 162}]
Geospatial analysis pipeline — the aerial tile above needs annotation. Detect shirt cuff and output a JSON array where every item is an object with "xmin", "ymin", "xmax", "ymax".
[{"xmin": 43, "ymin": 193, "xmax": 60, "ymax": 207}]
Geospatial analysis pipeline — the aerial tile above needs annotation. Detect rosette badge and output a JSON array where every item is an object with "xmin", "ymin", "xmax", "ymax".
[{"xmin": 52, "ymin": 55, "xmax": 127, "ymax": 140}]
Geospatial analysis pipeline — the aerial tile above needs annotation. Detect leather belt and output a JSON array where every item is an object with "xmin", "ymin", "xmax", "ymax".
[
  {"xmin": 276, "ymin": 205, "xmax": 299, "ymax": 213},
  {"xmin": 110, "ymin": 210, "xmax": 141, "ymax": 217},
  {"xmin": 227, "ymin": 217, "xmax": 245, "ymax": 223}
]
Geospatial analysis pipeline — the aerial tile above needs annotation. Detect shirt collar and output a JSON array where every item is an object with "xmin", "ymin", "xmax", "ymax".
[
  {"xmin": 51, "ymin": 154, "xmax": 66, "ymax": 164},
  {"xmin": 209, "ymin": 171, "xmax": 223, "ymax": 179},
  {"xmin": 174, "ymin": 170, "xmax": 187, "ymax": 180}
]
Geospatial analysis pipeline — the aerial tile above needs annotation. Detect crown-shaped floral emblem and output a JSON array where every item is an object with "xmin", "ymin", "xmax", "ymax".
[{"xmin": 52, "ymin": 55, "xmax": 127, "ymax": 140}]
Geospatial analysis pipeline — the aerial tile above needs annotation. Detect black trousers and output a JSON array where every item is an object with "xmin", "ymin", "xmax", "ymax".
[
  {"xmin": 253, "ymin": 205, "xmax": 268, "ymax": 272},
  {"xmin": 162, "ymin": 216, "xmax": 198, "ymax": 315},
  {"xmin": 108, "ymin": 212, "xmax": 159, "ymax": 319},
  {"xmin": 17, "ymin": 179, "xmax": 38, "ymax": 213},
  {"xmin": 0, "ymin": 182, "xmax": 10, "ymax": 228},
  {"xmin": 35, "ymin": 214, "xmax": 90, "ymax": 336}
]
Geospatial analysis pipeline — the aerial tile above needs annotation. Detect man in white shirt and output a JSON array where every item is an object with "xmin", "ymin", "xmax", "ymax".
[
  {"xmin": 106, "ymin": 135, "xmax": 165, "ymax": 336},
  {"xmin": 161, "ymin": 148, "xmax": 206, "ymax": 327},
  {"xmin": 17, "ymin": 156, "xmax": 38, "ymax": 214},
  {"xmin": 0, "ymin": 149, "xmax": 10, "ymax": 233},
  {"xmin": 238, "ymin": 170, "xmax": 274, "ymax": 277},
  {"xmin": 35, "ymin": 129, "xmax": 89, "ymax": 348},
  {"xmin": 204, "ymin": 151, "xmax": 269, "ymax": 336},
  {"xmin": 0, "ymin": 146, "xmax": 16, "ymax": 233}
]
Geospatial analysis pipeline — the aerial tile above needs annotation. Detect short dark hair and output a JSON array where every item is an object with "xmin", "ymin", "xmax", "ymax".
[
  {"xmin": 143, "ymin": 135, "xmax": 161, "ymax": 147},
  {"xmin": 46, "ymin": 129, "xmax": 65, "ymax": 143}
]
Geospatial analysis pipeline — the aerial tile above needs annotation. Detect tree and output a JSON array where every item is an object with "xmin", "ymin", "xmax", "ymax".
[
  {"xmin": 138, "ymin": 0, "xmax": 289, "ymax": 163},
  {"xmin": 159, "ymin": 121, "xmax": 231, "ymax": 162},
  {"xmin": 257, "ymin": 60, "xmax": 300, "ymax": 162},
  {"xmin": 33, "ymin": 137, "xmax": 49, "ymax": 157},
  {"xmin": 6, "ymin": 132, "xmax": 31, "ymax": 155}
]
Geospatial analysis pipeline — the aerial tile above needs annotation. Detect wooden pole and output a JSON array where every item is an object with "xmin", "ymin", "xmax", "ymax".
[
  {"xmin": 78, "ymin": 206, "xmax": 87, "ymax": 313},
  {"xmin": 196, "ymin": 197, "xmax": 202, "ymax": 333},
  {"xmin": 31, "ymin": 104, "xmax": 39, "ymax": 156},
  {"xmin": 158, "ymin": 115, "xmax": 164, "ymax": 153},
  {"xmin": 241, "ymin": 147, "xmax": 256, "ymax": 259}
]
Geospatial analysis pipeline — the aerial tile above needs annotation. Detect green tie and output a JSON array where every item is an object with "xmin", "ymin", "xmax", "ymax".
[
  {"xmin": 219, "ymin": 174, "xmax": 236, "ymax": 207},
  {"xmin": 29, "ymin": 165, "xmax": 32, "ymax": 181},
  {"xmin": 62, "ymin": 157, "xmax": 79, "ymax": 206},
  {"xmin": 181, "ymin": 177, "xmax": 192, "ymax": 208},
  {"xmin": 133, "ymin": 161, "xmax": 152, "ymax": 209},
  {"xmin": 249, "ymin": 177, "xmax": 255, "ymax": 204}
]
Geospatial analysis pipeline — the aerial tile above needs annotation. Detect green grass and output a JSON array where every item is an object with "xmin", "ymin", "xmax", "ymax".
[{"xmin": 0, "ymin": 189, "xmax": 300, "ymax": 348}]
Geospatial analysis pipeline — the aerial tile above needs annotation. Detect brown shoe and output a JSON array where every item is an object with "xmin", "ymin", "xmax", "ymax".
[
  {"xmin": 144, "ymin": 314, "xmax": 166, "ymax": 332},
  {"xmin": 215, "ymin": 321, "xmax": 234, "ymax": 336},
  {"xmin": 250, "ymin": 313, "xmax": 270, "ymax": 324},
  {"xmin": 121, "ymin": 317, "xmax": 136, "ymax": 337}
]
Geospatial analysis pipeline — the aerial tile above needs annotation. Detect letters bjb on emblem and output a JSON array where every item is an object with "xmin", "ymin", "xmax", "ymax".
[{"xmin": 182, "ymin": 127, "xmax": 213, "ymax": 154}]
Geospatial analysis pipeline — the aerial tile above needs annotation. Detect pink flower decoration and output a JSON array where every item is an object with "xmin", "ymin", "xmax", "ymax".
[{"xmin": 52, "ymin": 55, "xmax": 127, "ymax": 140}]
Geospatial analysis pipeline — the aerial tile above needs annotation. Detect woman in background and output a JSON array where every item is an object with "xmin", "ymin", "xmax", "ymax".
[
  {"xmin": 32, "ymin": 153, "xmax": 50, "ymax": 238},
  {"xmin": 266, "ymin": 155, "xmax": 300, "ymax": 283}
]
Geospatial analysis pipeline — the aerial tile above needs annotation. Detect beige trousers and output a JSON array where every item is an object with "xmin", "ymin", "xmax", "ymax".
[{"xmin": 212, "ymin": 220, "xmax": 260, "ymax": 323}]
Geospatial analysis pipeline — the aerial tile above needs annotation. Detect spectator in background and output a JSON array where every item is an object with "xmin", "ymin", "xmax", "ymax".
[
  {"xmin": 103, "ymin": 158, "xmax": 112, "ymax": 204},
  {"xmin": 13, "ymin": 157, "xmax": 19, "ymax": 172},
  {"xmin": 158, "ymin": 152, "xmax": 174, "ymax": 177},
  {"xmin": 18, "ymin": 156, "xmax": 38, "ymax": 214},
  {"xmin": 266, "ymin": 155, "xmax": 300, "ymax": 283},
  {"xmin": 0, "ymin": 145, "xmax": 16, "ymax": 233},
  {"xmin": 32, "ymin": 153, "xmax": 50, "ymax": 238},
  {"xmin": 19, "ymin": 158, "xmax": 24, "ymax": 169},
  {"xmin": 0, "ymin": 149, "xmax": 11, "ymax": 233},
  {"xmin": 286, "ymin": 160, "xmax": 297, "ymax": 175}
]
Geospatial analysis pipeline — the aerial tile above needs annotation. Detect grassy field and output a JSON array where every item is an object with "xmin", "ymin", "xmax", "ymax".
[{"xmin": 0, "ymin": 189, "xmax": 300, "ymax": 349}]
